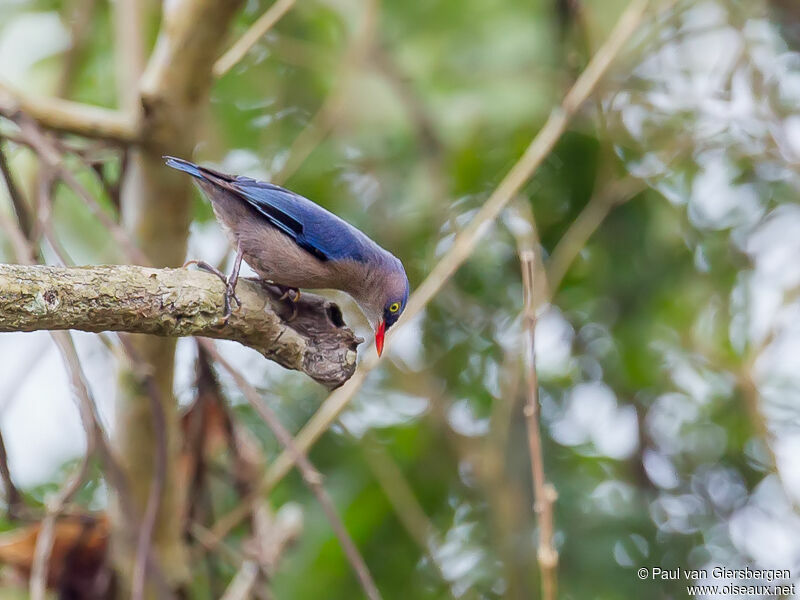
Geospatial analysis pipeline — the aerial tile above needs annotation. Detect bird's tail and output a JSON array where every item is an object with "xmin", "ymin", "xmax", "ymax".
[{"xmin": 163, "ymin": 156, "xmax": 206, "ymax": 179}]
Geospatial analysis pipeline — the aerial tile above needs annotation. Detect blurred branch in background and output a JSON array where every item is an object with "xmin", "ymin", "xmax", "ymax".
[
  {"xmin": 0, "ymin": 142, "xmax": 32, "ymax": 239},
  {"xmin": 29, "ymin": 431, "xmax": 92, "ymax": 600},
  {"xmin": 6, "ymin": 114, "xmax": 149, "ymax": 264},
  {"xmin": 273, "ymin": 0, "xmax": 377, "ymax": 185},
  {"xmin": 213, "ymin": 0, "xmax": 298, "ymax": 78},
  {"xmin": 0, "ymin": 81, "xmax": 137, "ymax": 143},
  {"xmin": 519, "ymin": 239, "xmax": 558, "ymax": 600},
  {"xmin": 0, "ymin": 427, "xmax": 22, "ymax": 521},
  {"xmin": 57, "ymin": 0, "xmax": 98, "ymax": 99},
  {"xmin": 546, "ymin": 175, "xmax": 645, "ymax": 291},
  {"xmin": 0, "ymin": 197, "xmax": 172, "ymax": 598},
  {"xmin": 203, "ymin": 341, "xmax": 383, "ymax": 600},
  {"xmin": 112, "ymin": 0, "xmax": 145, "ymax": 114}
]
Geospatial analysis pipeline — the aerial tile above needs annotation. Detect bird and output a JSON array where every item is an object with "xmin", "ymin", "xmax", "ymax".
[{"xmin": 164, "ymin": 156, "xmax": 409, "ymax": 356}]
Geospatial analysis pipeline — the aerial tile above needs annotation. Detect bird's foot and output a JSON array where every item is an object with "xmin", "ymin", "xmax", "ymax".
[
  {"xmin": 276, "ymin": 285, "xmax": 301, "ymax": 321},
  {"xmin": 184, "ymin": 259, "xmax": 242, "ymax": 323}
]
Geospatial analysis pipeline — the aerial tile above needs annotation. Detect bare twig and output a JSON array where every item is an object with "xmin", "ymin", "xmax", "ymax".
[
  {"xmin": 10, "ymin": 115, "xmax": 149, "ymax": 265},
  {"xmin": 219, "ymin": 561, "xmax": 260, "ymax": 600},
  {"xmin": 0, "ymin": 427, "xmax": 23, "ymax": 520},
  {"xmin": 213, "ymin": 0, "xmax": 298, "ymax": 78},
  {"xmin": 248, "ymin": 502, "xmax": 303, "ymax": 574},
  {"xmin": 29, "ymin": 453, "xmax": 92, "ymax": 600},
  {"xmin": 358, "ymin": 434, "xmax": 456, "ymax": 596},
  {"xmin": 201, "ymin": 341, "xmax": 383, "ymax": 600},
  {"xmin": 546, "ymin": 176, "xmax": 644, "ymax": 290},
  {"xmin": 57, "ymin": 0, "xmax": 98, "ymax": 98},
  {"xmin": 519, "ymin": 249, "xmax": 557, "ymax": 600},
  {"xmin": 0, "ymin": 142, "xmax": 32, "ymax": 238},
  {"xmin": 0, "ymin": 200, "xmax": 36, "ymax": 265},
  {"xmin": 370, "ymin": 44, "xmax": 443, "ymax": 160},
  {"xmin": 477, "ymin": 347, "xmax": 530, "ymax": 597},
  {"xmin": 272, "ymin": 0, "xmax": 377, "ymax": 184},
  {"xmin": 272, "ymin": 84, "xmax": 347, "ymax": 185}
]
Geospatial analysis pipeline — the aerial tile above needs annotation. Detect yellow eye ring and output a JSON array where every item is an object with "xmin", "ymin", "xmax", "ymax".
[{"xmin": 389, "ymin": 302, "xmax": 400, "ymax": 313}]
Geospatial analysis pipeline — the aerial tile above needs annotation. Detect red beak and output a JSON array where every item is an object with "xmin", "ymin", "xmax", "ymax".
[{"xmin": 375, "ymin": 320, "xmax": 386, "ymax": 357}]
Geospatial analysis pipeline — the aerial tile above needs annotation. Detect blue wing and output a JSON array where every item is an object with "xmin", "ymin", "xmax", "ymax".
[
  {"xmin": 232, "ymin": 179, "xmax": 373, "ymax": 263},
  {"xmin": 165, "ymin": 156, "xmax": 373, "ymax": 263}
]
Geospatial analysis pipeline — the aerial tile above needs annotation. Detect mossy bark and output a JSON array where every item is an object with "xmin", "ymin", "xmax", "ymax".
[{"xmin": 0, "ymin": 264, "xmax": 361, "ymax": 387}]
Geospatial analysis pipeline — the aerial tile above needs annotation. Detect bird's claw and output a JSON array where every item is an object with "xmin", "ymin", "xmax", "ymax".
[
  {"xmin": 277, "ymin": 286, "xmax": 301, "ymax": 321},
  {"xmin": 184, "ymin": 259, "xmax": 226, "ymax": 280},
  {"xmin": 185, "ymin": 258, "xmax": 241, "ymax": 324},
  {"xmin": 218, "ymin": 285, "xmax": 239, "ymax": 324},
  {"xmin": 278, "ymin": 287, "xmax": 300, "ymax": 302}
]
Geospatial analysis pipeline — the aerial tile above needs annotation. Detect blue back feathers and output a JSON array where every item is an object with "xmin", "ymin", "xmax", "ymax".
[{"xmin": 164, "ymin": 156, "xmax": 385, "ymax": 266}]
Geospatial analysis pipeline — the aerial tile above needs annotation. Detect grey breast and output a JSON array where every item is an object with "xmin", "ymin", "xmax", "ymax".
[{"xmin": 200, "ymin": 181, "xmax": 340, "ymax": 290}]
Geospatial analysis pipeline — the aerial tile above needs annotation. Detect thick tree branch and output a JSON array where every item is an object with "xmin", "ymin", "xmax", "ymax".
[{"xmin": 0, "ymin": 264, "xmax": 361, "ymax": 388}]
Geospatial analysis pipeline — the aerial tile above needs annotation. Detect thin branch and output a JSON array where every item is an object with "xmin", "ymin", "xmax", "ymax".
[
  {"xmin": 546, "ymin": 176, "xmax": 644, "ymax": 291},
  {"xmin": 248, "ymin": 502, "xmax": 303, "ymax": 575},
  {"xmin": 10, "ymin": 116, "xmax": 149, "ymax": 265},
  {"xmin": 0, "ymin": 427, "xmax": 23, "ymax": 521},
  {"xmin": 48, "ymin": 331, "xmax": 135, "ymax": 526},
  {"xmin": 477, "ymin": 346, "xmax": 530, "ymax": 597},
  {"xmin": 369, "ymin": 44, "xmax": 443, "ymax": 160},
  {"xmin": 57, "ymin": 0, "xmax": 98, "ymax": 98},
  {"xmin": 519, "ymin": 249, "xmax": 558, "ymax": 600},
  {"xmin": 112, "ymin": 0, "xmax": 145, "ymax": 114},
  {"xmin": 213, "ymin": 0, "xmax": 298, "ymax": 78},
  {"xmin": 0, "ymin": 202, "xmax": 36, "ymax": 264},
  {"xmin": 272, "ymin": 0, "xmax": 377, "ymax": 185},
  {"xmin": 201, "ymin": 341, "xmax": 383, "ymax": 600},
  {"xmin": 0, "ymin": 81, "xmax": 137, "ymax": 143},
  {"xmin": 359, "ymin": 434, "xmax": 456, "ymax": 596},
  {"xmin": 219, "ymin": 561, "xmax": 260, "ymax": 600},
  {"xmin": 401, "ymin": 0, "xmax": 650, "ymax": 325},
  {"xmin": 0, "ymin": 263, "xmax": 361, "ymax": 388},
  {"xmin": 272, "ymin": 84, "xmax": 347, "ymax": 185},
  {"xmin": 29, "ymin": 452, "xmax": 92, "ymax": 600},
  {"xmin": 0, "ymin": 142, "xmax": 32, "ymax": 238}
]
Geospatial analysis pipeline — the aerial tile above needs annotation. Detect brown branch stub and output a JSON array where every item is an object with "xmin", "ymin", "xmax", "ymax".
[{"xmin": 0, "ymin": 264, "xmax": 361, "ymax": 388}]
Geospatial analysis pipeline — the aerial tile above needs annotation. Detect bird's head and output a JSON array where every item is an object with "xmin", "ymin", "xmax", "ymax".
[{"xmin": 360, "ymin": 262, "xmax": 409, "ymax": 357}]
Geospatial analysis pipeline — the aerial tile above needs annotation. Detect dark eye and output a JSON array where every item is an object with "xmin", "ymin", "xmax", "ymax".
[{"xmin": 388, "ymin": 302, "xmax": 400, "ymax": 313}]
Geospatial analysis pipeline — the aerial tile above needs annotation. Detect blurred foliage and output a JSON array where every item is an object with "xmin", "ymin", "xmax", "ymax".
[{"xmin": 3, "ymin": 0, "xmax": 800, "ymax": 598}]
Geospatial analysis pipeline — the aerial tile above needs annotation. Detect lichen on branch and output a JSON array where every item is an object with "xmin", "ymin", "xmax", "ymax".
[{"xmin": 0, "ymin": 264, "xmax": 361, "ymax": 388}]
